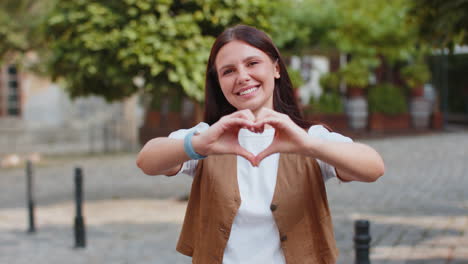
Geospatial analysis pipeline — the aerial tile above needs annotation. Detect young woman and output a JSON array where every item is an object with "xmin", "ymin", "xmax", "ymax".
[{"xmin": 137, "ymin": 25, "xmax": 384, "ymax": 264}]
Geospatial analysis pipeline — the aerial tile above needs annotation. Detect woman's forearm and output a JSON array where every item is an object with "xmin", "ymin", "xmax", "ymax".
[
  {"xmin": 137, "ymin": 112, "xmax": 258, "ymax": 175},
  {"xmin": 136, "ymin": 137, "xmax": 189, "ymax": 176},
  {"xmin": 303, "ymin": 138, "xmax": 385, "ymax": 182}
]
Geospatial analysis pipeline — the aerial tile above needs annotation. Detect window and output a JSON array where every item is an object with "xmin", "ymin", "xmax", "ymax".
[{"xmin": 0, "ymin": 64, "xmax": 21, "ymax": 117}]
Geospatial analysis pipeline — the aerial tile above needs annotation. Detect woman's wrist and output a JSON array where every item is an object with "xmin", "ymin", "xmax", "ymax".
[
  {"xmin": 184, "ymin": 131, "xmax": 207, "ymax": 160},
  {"xmin": 301, "ymin": 136, "xmax": 325, "ymax": 158},
  {"xmin": 191, "ymin": 132, "xmax": 209, "ymax": 157}
]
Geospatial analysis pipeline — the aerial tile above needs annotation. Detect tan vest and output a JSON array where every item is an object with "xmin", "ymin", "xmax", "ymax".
[{"xmin": 176, "ymin": 154, "xmax": 338, "ymax": 264}]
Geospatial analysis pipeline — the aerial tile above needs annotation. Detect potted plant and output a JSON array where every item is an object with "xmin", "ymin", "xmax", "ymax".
[
  {"xmin": 167, "ymin": 88, "xmax": 183, "ymax": 130},
  {"xmin": 340, "ymin": 61, "xmax": 370, "ymax": 97},
  {"xmin": 319, "ymin": 72, "xmax": 341, "ymax": 92},
  {"xmin": 401, "ymin": 62, "xmax": 430, "ymax": 97},
  {"xmin": 339, "ymin": 61, "xmax": 371, "ymax": 130},
  {"xmin": 287, "ymin": 66, "xmax": 304, "ymax": 100},
  {"xmin": 307, "ymin": 72, "xmax": 348, "ymax": 131},
  {"xmin": 306, "ymin": 91, "xmax": 348, "ymax": 132},
  {"xmin": 401, "ymin": 61, "xmax": 432, "ymax": 129},
  {"xmin": 368, "ymin": 83, "xmax": 409, "ymax": 132},
  {"xmin": 139, "ymin": 94, "xmax": 163, "ymax": 145}
]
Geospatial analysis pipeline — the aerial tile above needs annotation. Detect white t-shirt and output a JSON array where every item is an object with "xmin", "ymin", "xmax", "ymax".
[{"xmin": 169, "ymin": 122, "xmax": 352, "ymax": 264}]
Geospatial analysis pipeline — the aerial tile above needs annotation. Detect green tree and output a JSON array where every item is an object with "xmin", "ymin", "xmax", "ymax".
[
  {"xmin": 281, "ymin": 0, "xmax": 420, "ymax": 61},
  {"xmin": 0, "ymin": 0, "xmax": 56, "ymax": 64},
  {"xmin": 44, "ymin": 0, "xmax": 279, "ymax": 105},
  {"xmin": 281, "ymin": 0, "xmax": 427, "ymax": 85},
  {"xmin": 325, "ymin": 0, "xmax": 420, "ymax": 68},
  {"xmin": 410, "ymin": 0, "xmax": 468, "ymax": 49},
  {"xmin": 269, "ymin": 0, "xmax": 339, "ymax": 53}
]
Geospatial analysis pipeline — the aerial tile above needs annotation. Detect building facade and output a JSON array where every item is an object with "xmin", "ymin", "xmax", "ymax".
[{"xmin": 0, "ymin": 64, "xmax": 142, "ymax": 157}]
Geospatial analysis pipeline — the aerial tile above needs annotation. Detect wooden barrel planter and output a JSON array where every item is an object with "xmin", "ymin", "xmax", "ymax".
[
  {"xmin": 306, "ymin": 113, "xmax": 349, "ymax": 133},
  {"xmin": 369, "ymin": 113, "xmax": 410, "ymax": 132}
]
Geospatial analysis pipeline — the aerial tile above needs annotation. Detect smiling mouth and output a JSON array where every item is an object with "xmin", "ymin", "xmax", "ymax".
[{"xmin": 238, "ymin": 86, "xmax": 259, "ymax": 96}]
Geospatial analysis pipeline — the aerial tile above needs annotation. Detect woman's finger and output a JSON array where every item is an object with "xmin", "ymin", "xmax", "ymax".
[
  {"xmin": 229, "ymin": 110, "xmax": 256, "ymax": 132},
  {"xmin": 253, "ymin": 144, "xmax": 278, "ymax": 167},
  {"xmin": 255, "ymin": 107, "xmax": 287, "ymax": 120},
  {"xmin": 230, "ymin": 109, "xmax": 256, "ymax": 122},
  {"xmin": 235, "ymin": 146, "xmax": 257, "ymax": 166},
  {"xmin": 223, "ymin": 117, "xmax": 255, "ymax": 130},
  {"xmin": 253, "ymin": 117, "xmax": 285, "ymax": 131}
]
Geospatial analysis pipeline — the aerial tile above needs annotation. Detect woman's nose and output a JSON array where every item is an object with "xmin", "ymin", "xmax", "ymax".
[{"xmin": 237, "ymin": 67, "xmax": 251, "ymax": 84}]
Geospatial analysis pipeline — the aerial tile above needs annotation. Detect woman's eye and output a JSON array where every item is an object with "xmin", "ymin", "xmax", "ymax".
[
  {"xmin": 222, "ymin": 69, "xmax": 233, "ymax": 75},
  {"xmin": 247, "ymin": 61, "xmax": 259, "ymax": 67}
]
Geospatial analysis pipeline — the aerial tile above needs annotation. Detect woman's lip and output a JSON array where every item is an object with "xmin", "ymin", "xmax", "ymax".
[
  {"xmin": 236, "ymin": 85, "xmax": 260, "ymax": 95},
  {"xmin": 237, "ymin": 86, "xmax": 260, "ymax": 98}
]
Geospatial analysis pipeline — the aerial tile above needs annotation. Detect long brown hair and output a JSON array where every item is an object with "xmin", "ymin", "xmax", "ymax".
[{"xmin": 204, "ymin": 25, "xmax": 311, "ymax": 128}]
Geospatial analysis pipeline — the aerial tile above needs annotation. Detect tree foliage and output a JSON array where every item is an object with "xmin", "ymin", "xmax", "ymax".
[
  {"xmin": 2, "ymin": 0, "xmax": 445, "ymax": 106},
  {"xmin": 269, "ymin": 0, "xmax": 339, "ymax": 52},
  {"xmin": 281, "ymin": 0, "xmax": 421, "ymax": 63},
  {"xmin": 328, "ymin": 0, "xmax": 418, "ymax": 63},
  {"xmin": 409, "ymin": 0, "xmax": 468, "ymax": 48},
  {"xmin": 45, "ymin": 0, "xmax": 278, "ymax": 103},
  {"xmin": 0, "ymin": 0, "xmax": 55, "ymax": 63},
  {"xmin": 281, "ymin": 0, "xmax": 427, "ymax": 87}
]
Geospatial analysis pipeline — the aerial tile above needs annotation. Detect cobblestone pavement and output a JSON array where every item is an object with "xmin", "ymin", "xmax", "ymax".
[{"xmin": 1, "ymin": 129, "xmax": 467, "ymax": 264}]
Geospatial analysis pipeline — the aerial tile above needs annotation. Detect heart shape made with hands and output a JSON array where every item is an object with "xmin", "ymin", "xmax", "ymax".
[
  {"xmin": 205, "ymin": 109, "xmax": 307, "ymax": 167},
  {"xmin": 231, "ymin": 119, "xmax": 297, "ymax": 167}
]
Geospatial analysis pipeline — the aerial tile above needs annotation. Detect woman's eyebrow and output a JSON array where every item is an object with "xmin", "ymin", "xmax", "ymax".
[
  {"xmin": 218, "ymin": 64, "xmax": 234, "ymax": 73},
  {"xmin": 218, "ymin": 56, "xmax": 262, "ymax": 72},
  {"xmin": 242, "ymin": 56, "xmax": 262, "ymax": 62}
]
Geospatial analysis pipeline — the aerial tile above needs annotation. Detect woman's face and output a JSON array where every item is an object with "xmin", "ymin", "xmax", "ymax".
[{"xmin": 215, "ymin": 40, "xmax": 280, "ymax": 115}]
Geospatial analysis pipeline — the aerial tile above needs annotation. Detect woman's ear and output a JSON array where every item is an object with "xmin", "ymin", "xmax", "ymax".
[{"xmin": 274, "ymin": 61, "xmax": 280, "ymax": 79}]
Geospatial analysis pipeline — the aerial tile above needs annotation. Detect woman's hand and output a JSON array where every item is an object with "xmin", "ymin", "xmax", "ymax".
[
  {"xmin": 192, "ymin": 109, "xmax": 257, "ymax": 164},
  {"xmin": 252, "ymin": 108, "xmax": 314, "ymax": 166},
  {"xmin": 251, "ymin": 108, "xmax": 384, "ymax": 182}
]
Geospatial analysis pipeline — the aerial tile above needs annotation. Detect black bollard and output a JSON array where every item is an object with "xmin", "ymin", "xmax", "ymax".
[
  {"xmin": 354, "ymin": 219, "xmax": 371, "ymax": 264},
  {"xmin": 26, "ymin": 160, "xmax": 36, "ymax": 233},
  {"xmin": 74, "ymin": 167, "xmax": 86, "ymax": 248},
  {"xmin": 103, "ymin": 125, "xmax": 109, "ymax": 153}
]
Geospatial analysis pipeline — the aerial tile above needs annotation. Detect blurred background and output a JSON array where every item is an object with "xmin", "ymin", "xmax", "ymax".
[{"xmin": 1, "ymin": 0, "xmax": 467, "ymax": 263}]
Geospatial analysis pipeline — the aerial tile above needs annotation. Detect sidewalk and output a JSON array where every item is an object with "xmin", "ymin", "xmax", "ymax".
[{"xmin": 1, "ymin": 130, "xmax": 467, "ymax": 264}]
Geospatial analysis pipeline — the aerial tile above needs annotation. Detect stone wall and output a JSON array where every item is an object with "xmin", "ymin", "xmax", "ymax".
[{"xmin": 0, "ymin": 71, "xmax": 143, "ymax": 156}]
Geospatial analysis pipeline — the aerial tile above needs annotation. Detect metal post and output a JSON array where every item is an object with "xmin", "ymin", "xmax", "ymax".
[
  {"xmin": 88, "ymin": 124, "xmax": 94, "ymax": 154},
  {"xmin": 26, "ymin": 160, "xmax": 35, "ymax": 233},
  {"xmin": 354, "ymin": 219, "xmax": 371, "ymax": 264},
  {"xmin": 103, "ymin": 124, "xmax": 109, "ymax": 153},
  {"xmin": 74, "ymin": 167, "xmax": 86, "ymax": 248},
  {"xmin": 441, "ymin": 51, "xmax": 449, "ymax": 129},
  {"xmin": 112, "ymin": 119, "xmax": 118, "ymax": 152}
]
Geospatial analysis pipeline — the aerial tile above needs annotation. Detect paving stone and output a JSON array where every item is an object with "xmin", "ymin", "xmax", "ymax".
[{"xmin": 1, "ymin": 130, "xmax": 468, "ymax": 263}]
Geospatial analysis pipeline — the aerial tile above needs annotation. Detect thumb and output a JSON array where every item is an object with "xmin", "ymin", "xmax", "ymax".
[
  {"xmin": 253, "ymin": 144, "xmax": 278, "ymax": 167},
  {"xmin": 235, "ymin": 146, "xmax": 256, "ymax": 166}
]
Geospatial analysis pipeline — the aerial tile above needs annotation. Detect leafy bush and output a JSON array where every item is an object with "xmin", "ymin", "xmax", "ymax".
[
  {"xmin": 44, "ymin": 0, "xmax": 279, "ymax": 103},
  {"xmin": 368, "ymin": 83, "xmax": 407, "ymax": 115},
  {"xmin": 319, "ymin": 72, "xmax": 340, "ymax": 92},
  {"xmin": 287, "ymin": 66, "xmax": 304, "ymax": 89},
  {"xmin": 401, "ymin": 62, "xmax": 431, "ymax": 88},
  {"xmin": 339, "ymin": 60, "xmax": 372, "ymax": 89},
  {"xmin": 309, "ymin": 92, "xmax": 344, "ymax": 114}
]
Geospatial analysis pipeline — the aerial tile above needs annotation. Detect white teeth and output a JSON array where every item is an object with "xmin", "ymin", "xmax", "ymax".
[{"xmin": 239, "ymin": 87, "xmax": 258, "ymax": 96}]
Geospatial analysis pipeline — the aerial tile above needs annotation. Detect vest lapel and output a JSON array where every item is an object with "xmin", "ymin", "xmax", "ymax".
[
  {"xmin": 271, "ymin": 154, "xmax": 306, "ymax": 232},
  {"xmin": 209, "ymin": 154, "xmax": 241, "ymax": 207}
]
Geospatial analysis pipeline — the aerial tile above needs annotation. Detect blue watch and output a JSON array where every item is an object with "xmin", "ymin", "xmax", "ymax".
[{"xmin": 184, "ymin": 130, "xmax": 207, "ymax": 160}]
